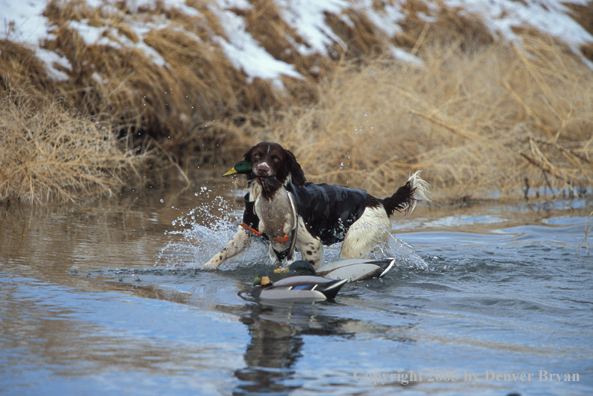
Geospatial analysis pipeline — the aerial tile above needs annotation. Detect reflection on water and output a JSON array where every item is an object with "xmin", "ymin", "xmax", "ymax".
[
  {"xmin": 1, "ymin": 178, "xmax": 592, "ymax": 395},
  {"xmin": 233, "ymin": 299, "xmax": 416, "ymax": 394},
  {"xmin": 235, "ymin": 303, "xmax": 308, "ymax": 394}
]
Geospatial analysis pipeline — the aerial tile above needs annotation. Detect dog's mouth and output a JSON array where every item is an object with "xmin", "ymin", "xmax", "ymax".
[
  {"xmin": 254, "ymin": 175, "xmax": 272, "ymax": 185},
  {"xmin": 254, "ymin": 169, "xmax": 275, "ymax": 178}
]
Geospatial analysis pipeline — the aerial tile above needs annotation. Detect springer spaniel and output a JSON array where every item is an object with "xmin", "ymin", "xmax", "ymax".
[{"xmin": 203, "ymin": 142, "xmax": 429, "ymax": 269}]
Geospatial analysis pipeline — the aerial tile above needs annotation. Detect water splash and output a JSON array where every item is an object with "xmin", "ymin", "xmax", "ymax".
[
  {"xmin": 369, "ymin": 234, "xmax": 429, "ymax": 271},
  {"xmin": 157, "ymin": 190, "xmax": 428, "ymax": 271},
  {"xmin": 157, "ymin": 193, "xmax": 268, "ymax": 269},
  {"xmin": 304, "ymin": 234, "xmax": 428, "ymax": 271}
]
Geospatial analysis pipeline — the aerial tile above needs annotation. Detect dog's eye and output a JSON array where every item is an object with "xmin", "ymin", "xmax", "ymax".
[
  {"xmin": 254, "ymin": 154, "xmax": 261, "ymax": 160},
  {"xmin": 272, "ymin": 157, "xmax": 280, "ymax": 163}
]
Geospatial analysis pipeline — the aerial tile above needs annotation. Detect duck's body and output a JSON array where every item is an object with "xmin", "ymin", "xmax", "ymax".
[
  {"xmin": 276, "ymin": 258, "xmax": 395, "ymax": 282},
  {"xmin": 251, "ymin": 269, "xmax": 348, "ymax": 301},
  {"xmin": 223, "ymin": 161, "xmax": 298, "ymax": 263},
  {"xmin": 254, "ymin": 177, "xmax": 298, "ymax": 263}
]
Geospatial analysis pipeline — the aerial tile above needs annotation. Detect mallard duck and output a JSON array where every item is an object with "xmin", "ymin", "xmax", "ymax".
[
  {"xmin": 275, "ymin": 258, "xmax": 395, "ymax": 282},
  {"xmin": 253, "ymin": 176, "xmax": 298, "ymax": 262},
  {"xmin": 251, "ymin": 269, "xmax": 348, "ymax": 301},
  {"xmin": 223, "ymin": 160, "xmax": 298, "ymax": 263}
]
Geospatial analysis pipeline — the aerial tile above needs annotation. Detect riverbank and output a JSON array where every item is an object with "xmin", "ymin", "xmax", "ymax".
[{"xmin": 1, "ymin": 0, "xmax": 592, "ymax": 204}]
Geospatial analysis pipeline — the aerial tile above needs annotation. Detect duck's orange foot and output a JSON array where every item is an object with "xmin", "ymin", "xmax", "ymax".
[
  {"xmin": 273, "ymin": 233, "xmax": 290, "ymax": 243},
  {"xmin": 240, "ymin": 223, "xmax": 262, "ymax": 236}
]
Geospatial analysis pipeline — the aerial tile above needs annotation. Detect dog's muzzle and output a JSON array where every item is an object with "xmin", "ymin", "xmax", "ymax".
[{"xmin": 254, "ymin": 162, "xmax": 273, "ymax": 177}]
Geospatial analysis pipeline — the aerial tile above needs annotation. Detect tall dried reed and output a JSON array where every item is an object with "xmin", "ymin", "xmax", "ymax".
[{"xmin": 0, "ymin": 90, "xmax": 144, "ymax": 204}]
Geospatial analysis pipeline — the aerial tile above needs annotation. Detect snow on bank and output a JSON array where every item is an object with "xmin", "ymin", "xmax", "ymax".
[
  {"xmin": 1, "ymin": 0, "xmax": 71, "ymax": 80},
  {"xmin": 209, "ymin": 2, "xmax": 302, "ymax": 87},
  {"xmin": 1, "ymin": 0, "xmax": 592, "ymax": 85},
  {"xmin": 444, "ymin": 0, "xmax": 593, "ymax": 66}
]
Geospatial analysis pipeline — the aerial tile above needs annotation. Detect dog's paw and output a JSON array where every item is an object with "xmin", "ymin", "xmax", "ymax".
[{"xmin": 202, "ymin": 258, "xmax": 220, "ymax": 271}]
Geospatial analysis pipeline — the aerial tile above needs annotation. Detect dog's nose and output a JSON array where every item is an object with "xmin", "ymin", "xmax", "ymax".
[{"xmin": 255, "ymin": 162, "xmax": 271, "ymax": 175}]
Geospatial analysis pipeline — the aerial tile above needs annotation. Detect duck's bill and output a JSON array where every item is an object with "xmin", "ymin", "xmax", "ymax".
[{"xmin": 222, "ymin": 167, "xmax": 238, "ymax": 177}]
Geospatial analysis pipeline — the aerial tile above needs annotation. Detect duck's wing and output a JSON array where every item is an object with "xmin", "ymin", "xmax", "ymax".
[
  {"xmin": 285, "ymin": 191, "xmax": 298, "ymax": 261},
  {"xmin": 314, "ymin": 278, "xmax": 348, "ymax": 300},
  {"xmin": 288, "ymin": 191, "xmax": 298, "ymax": 229},
  {"xmin": 317, "ymin": 258, "xmax": 396, "ymax": 281}
]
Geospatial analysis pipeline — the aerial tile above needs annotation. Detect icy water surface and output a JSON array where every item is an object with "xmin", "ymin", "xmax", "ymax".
[{"xmin": 1, "ymin": 178, "xmax": 592, "ymax": 396}]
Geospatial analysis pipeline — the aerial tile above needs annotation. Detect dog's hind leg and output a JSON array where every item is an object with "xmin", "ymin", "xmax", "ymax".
[
  {"xmin": 295, "ymin": 216, "xmax": 324, "ymax": 269},
  {"xmin": 341, "ymin": 207, "xmax": 391, "ymax": 259},
  {"xmin": 203, "ymin": 227, "xmax": 250, "ymax": 270}
]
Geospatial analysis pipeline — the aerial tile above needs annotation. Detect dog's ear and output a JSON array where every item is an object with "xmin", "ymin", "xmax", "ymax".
[
  {"xmin": 285, "ymin": 149, "xmax": 306, "ymax": 187},
  {"xmin": 242, "ymin": 147, "xmax": 258, "ymax": 180},
  {"xmin": 243, "ymin": 146, "xmax": 256, "ymax": 162}
]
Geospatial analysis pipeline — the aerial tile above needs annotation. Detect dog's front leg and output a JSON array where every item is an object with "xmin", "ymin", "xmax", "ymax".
[{"xmin": 203, "ymin": 227, "xmax": 250, "ymax": 270}]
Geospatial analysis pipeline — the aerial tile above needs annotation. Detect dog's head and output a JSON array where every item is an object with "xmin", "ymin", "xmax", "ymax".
[{"xmin": 244, "ymin": 142, "xmax": 306, "ymax": 187}]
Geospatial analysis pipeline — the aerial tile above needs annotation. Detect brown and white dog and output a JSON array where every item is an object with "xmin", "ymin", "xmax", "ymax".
[{"xmin": 203, "ymin": 142, "xmax": 429, "ymax": 270}]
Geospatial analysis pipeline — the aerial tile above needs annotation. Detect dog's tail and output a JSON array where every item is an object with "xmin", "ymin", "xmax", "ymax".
[{"xmin": 382, "ymin": 171, "xmax": 430, "ymax": 217}]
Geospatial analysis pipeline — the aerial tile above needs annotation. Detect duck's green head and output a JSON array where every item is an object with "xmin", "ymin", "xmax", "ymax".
[
  {"xmin": 253, "ymin": 269, "xmax": 272, "ymax": 286},
  {"xmin": 223, "ymin": 161, "xmax": 252, "ymax": 177}
]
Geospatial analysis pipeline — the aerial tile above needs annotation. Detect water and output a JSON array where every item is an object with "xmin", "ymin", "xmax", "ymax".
[{"xmin": 0, "ymin": 177, "xmax": 592, "ymax": 396}]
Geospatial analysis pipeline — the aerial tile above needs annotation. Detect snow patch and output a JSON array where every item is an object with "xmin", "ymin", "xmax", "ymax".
[
  {"xmin": 36, "ymin": 49, "xmax": 72, "ymax": 81},
  {"xmin": 211, "ymin": 3, "xmax": 303, "ymax": 84},
  {"xmin": 443, "ymin": 0, "xmax": 593, "ymax": 63},
  {"xmin": 391, "ymin": 47, "xmax": 424, "ymax": 67},
  {"xmin": 276, "ymin": 0, "xmax": 349, "ymax": 55}
]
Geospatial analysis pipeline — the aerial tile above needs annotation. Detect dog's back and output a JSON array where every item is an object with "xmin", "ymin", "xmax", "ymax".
[{"xmin": 287, "ymin": 182, "xmax": 367, "ymax": 245}]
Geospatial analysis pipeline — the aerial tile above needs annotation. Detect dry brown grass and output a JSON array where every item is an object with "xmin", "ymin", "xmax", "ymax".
[
  {"xmin": 0, "ymin": 0, "xmax": 319, "ymax": 152},
  {"xmin": 2, "ymin": 0, "xmax": 505, "ymax": 159},
  {"xmin": 0, "ymin": 89, "xmax": 144, "ymax": 204},
  {"xmin": 0, "ymin": 0, "xmax": 286, "ymax": 165},
  {"xmin": 238, "ymin": 35, "xmax": 593, "ymax": 200}
]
